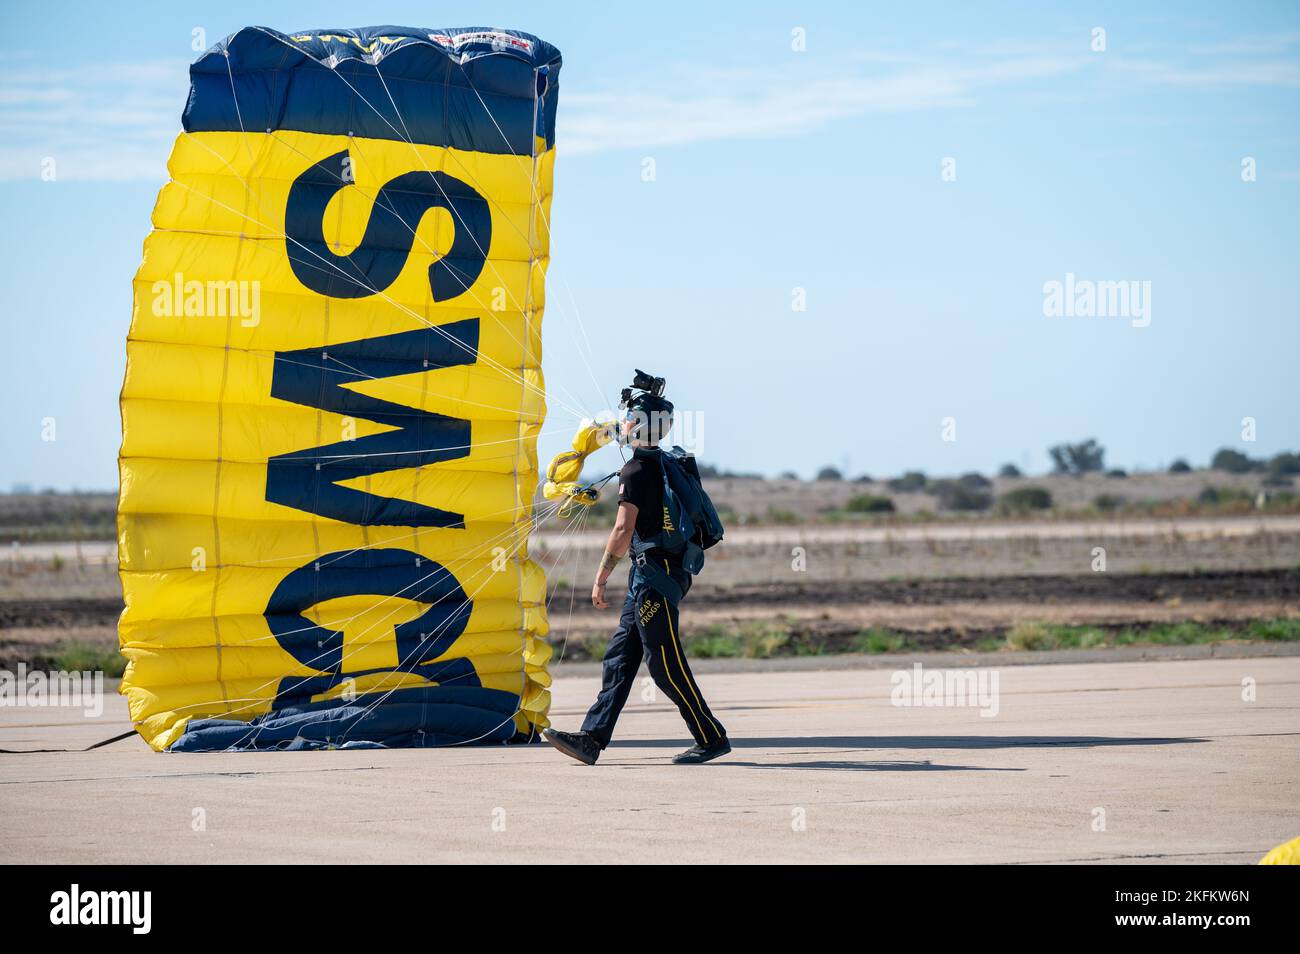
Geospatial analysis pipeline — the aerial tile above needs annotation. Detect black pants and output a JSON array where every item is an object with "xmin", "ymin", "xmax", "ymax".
[{"xmin": 581, "ymin": 560, "xmax": 726, "ymax": 748}]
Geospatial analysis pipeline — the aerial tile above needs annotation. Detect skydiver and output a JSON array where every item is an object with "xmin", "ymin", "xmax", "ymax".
[{"xmin": 543, "ymin": 381, "xmax": 731, "ymax": 766}]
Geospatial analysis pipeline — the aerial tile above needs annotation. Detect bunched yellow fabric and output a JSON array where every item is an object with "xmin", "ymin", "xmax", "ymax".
[
  {"xmin": 117, "ymin": 26, "xmax": 562, "ymax": 750},
  {"xmin": 542, "ymin": 420, "xmax": 617, "ymax": 512}
]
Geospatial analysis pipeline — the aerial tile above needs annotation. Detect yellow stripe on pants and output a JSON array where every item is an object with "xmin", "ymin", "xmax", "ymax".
[
  {"xmin": 663, "ymin": 559, "xmax": 721, "ymax": 742},
  {"xmin": 660, "ymin": 644, "xmax": 708, "ymax": 743}
]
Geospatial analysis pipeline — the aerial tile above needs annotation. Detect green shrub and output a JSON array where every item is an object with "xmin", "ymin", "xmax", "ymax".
[
  {"xmin": 766, "ymin": 506, "xmax": 801, "ymax": 524},
  {"xmin": 929, "ymin": 480, "xmax": 992, "ymax": 511},
  {"xmin": 845, "ymin": 494, "xmax": 896, "ymax": 513},
  {"xmin": 855, "ymin": 629, "xmax": 906, "ymax": 654},
  {"xmin": 1246, "ymin": 619, "xmax": 1300, "ymax": 641},
  {"xmin": 50, "ymin": 643, "xmax": 127, "ymax": 677},
  {"xmin": 1269, "ymin": 452, "xmax": 1300, "ymax": 477},
  {"xmin": 1198, "ymin": 485, "xmax": 1252, "ymax": 506},
  {"xmin": 1211, "ymin": 448, "xmax": 1256, "ymax": 473},
  {"xmin": 997, "ymin": 486, "xmax": 1053, "ymax": 513},
  {"xmin": 888, "ymin": 471, "xmax": 927, "ymax": 492},
  {"xmin": 1049, "ymin": 438, "xmax": 1105, "ymax": 475},
  {"xmin": 1005, "ymin": 621, "xmax": 1054, "ymax": 650}
]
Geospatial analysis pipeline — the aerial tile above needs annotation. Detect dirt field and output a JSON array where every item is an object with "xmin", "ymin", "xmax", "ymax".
[
  {"xmin": 2, "ymin": 567, "xmax": 1297, "ymax": 670},
  {"xmin": 2, "ymin": 511, "xmax": 1297, "ymax": 671}
]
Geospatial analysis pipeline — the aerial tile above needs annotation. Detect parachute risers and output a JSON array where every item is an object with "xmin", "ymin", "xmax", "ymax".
[{"xmin": 542, "ymin": 420, "xmax": 617, "ymax": 514}]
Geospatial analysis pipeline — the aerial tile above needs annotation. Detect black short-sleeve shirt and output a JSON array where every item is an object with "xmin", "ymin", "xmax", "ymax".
[{"xmin": 618, "ymin": 452, "xmax": 664, "ymax": 542}]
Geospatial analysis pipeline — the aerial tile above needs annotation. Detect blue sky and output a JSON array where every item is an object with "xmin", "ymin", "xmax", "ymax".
[{"xmin": 1, "ymin": 0, "xmax": 1297, "ymax": 490}]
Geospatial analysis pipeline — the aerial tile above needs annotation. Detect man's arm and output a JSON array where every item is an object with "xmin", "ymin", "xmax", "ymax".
[{"xmin": 592, "ymin": 501, "xmax": 637, "ymax": 608}]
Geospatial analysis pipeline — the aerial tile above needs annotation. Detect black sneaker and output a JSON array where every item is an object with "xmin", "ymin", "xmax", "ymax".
[
  {"xmin": 543, "ymin": 728, "xmax": 601, "ymax": 765},
  {"xmin": 672, "ymin": 737, "xmax": 731, "ymax": 765}
]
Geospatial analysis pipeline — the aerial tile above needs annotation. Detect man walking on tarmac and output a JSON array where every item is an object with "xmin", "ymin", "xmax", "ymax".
[{"xmin": 544, "ymin": 374, "xmax": 731, "ymax": 765}]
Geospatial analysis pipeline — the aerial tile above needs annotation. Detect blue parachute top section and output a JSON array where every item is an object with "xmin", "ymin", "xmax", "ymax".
[{"xmin": 184, "ymin": 25, "xmax": 562, "ymax": 156}]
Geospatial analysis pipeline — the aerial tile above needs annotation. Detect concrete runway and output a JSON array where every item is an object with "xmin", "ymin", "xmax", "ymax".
[{"xmin": 1, "ymin": 655, "xmax": 1296, "ymax": 864}]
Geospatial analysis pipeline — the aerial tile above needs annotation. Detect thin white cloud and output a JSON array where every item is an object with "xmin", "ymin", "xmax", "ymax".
[
  {"xmin": 1187, "ymin": 30, "xmax": 1300, "ymax": 55},
  {"xmin": 1, "ymin": 32, "xmax": 1297, "ymax": 178},
  {"xmin": 0, "ymin": 57, "xmax": 186, "ymax": 181},
  {"xmin": 561, "ymin": 55, "xmax": 1090, "ymax": 155},
  {"xmin": 1113, "ymin": 58, "xmax": 1300, "ymax": 88}
]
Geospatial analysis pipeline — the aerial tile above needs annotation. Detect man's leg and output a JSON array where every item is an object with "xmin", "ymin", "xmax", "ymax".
[
  {"xmin": 635, "ymin": 585, "xmax": 727, "ymax": 748},
  {"xmin": 579, "ymin": 586, "xmax": 643, "ymax": 748}
]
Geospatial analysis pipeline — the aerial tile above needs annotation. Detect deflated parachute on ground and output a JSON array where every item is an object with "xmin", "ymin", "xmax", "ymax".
[{"xmin": 118, "ymin": 26, "xmax": 562, "ymax": 750}]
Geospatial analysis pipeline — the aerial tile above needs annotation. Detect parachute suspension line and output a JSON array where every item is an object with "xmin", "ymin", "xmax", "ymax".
[
  {"xmin": 120, "ymin": 486, "xmax": 577, "ymax": 655},
  {"xmin": 259, "ymin": 506, "xmax": 565, "ymax": 740},
  {"xmin": 361, "ymin": 59, "xmax": 593, "ymax": 425},
  {"xmin": 188, "ymin": 497, "xmax": 577, "ymax": 656},
  {"xmin": 452, "ymin": 58, "xmax": 614, "ymax": 419},
  {"xmin": 166, "ymin": 157, "xmax": 590, "ymax": 425},
  {"xmin": 218, "ymin": 506, "xmax": 560, "ymax": 706},
  {"xmin": 198, "ymin": 463, "xmax": 584, "ymax": 737},
  {"xmin": 283, "ymin": 128, "xmax": 573, "ymax": 414},
  {"xmin": 305, "ymin": 442, "xmax": 601, "ymax": 749},
  {"xmin": 128, "ymin": 28, "xmax": 577, "ymax": 750},
  {"xmin": 514, "ymin": 70, "xmax": 542, "ymax": 709},
  {"xmin": 175, "ymin": 140, "xmax": 590, "ymax": 427},
  {"xmin": 212, "ymin": 495, "xmax": 570, "ymax": 730},
  {"xmin": 210, "ymin": 45, "xmax": 264, "ymax": 713},
  {"xmin": 555, "ymin": 470, "xmax": 618, "ymax": 518},
  {"xmin": 546, "ymin": 496, "xmax": 593, "ymax": 668},
  {"xmin": 245, "ymin": 27, "xmax": 590, "ymax": 424},
  {"xmin": 288, "ymin": 486, "xmax": 598, "ymax": 750},
  {"xmin": 172, "ymin": 121, "xmax": 592, "ymax": 426},
  {"xmin": 329, "ymin": 26, "xmax": 592, "ymax": 425},
  {"xmin": 560, "ymin": 275, "xmax": 616, "ymax": 426},
  {"xmin": 457, "ymin": 57, "xmax": 558, "ymax": 246},
  {"xmin": 349, "ymin": 52, "xmax": 589, "ymax": 419},
  {"xmin": 221, "ymin": 48, "xmax": 256, "ymax": 168},
  {"xmin": 225, "ymin": 29, "xmax": 603, "ymax": 435}
]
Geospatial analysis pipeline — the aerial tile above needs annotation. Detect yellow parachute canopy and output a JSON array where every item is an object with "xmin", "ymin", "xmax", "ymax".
[
  {"xmin": 1260, "ymin": 835, "xmax": 1300, "ymax": 865},
  {"xmin": 117, "ymin": 26, "xmax": 562, "ymax": 750},
  {"xmin": 542, "ymin": 419, "xmax": 617, "ymax": 513}
]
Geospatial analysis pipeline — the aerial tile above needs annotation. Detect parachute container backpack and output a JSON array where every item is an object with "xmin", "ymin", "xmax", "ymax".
[{"xmin": 117, "ymin": 27, "xmax": 563, "ymax": 750}]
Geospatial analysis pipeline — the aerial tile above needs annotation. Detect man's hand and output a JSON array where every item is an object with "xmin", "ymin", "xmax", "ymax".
[{"xmin": 591, "ymin": 578, "xmax": 609, "ymax": 609}]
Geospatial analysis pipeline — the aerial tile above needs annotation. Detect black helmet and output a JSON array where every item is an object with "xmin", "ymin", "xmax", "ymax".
[
  {"xmin": 625, "ymin": 391, "xmax": 673, "ymax": 416},
  {"xmin": 618, "ymin": 369, "xmax": 673, "ymax": 444}
]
